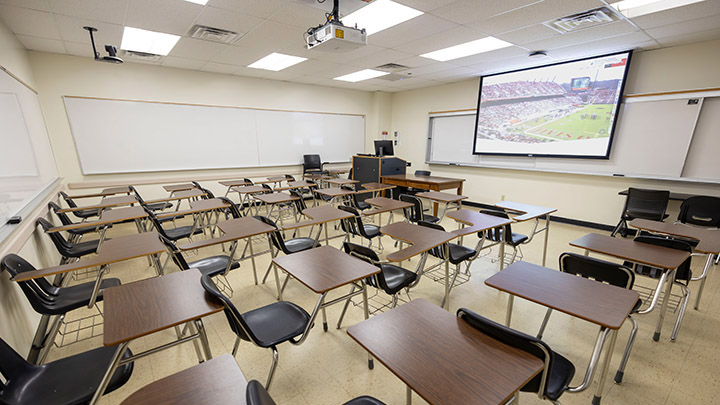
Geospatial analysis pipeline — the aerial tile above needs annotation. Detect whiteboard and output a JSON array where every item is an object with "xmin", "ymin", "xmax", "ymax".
[
  {"xmin": 63, "ymin": 97, "xmax": 365, "ymax": 174},
  {"xmin": 427, "ymin": 96, "xmax": 714, "ymax": 182}
]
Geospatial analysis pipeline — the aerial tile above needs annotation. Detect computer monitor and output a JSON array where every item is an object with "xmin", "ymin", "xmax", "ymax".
[{"xmin": 374, "ymin": 140, "xmax": 394, "ymax": 157}]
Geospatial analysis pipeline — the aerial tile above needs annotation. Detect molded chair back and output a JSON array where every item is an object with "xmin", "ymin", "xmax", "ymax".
[
  {"xmin": 677, "ymin": 196, "xmax": 720, "ymax": 228},
  {"xmin": 218, "ymin": 197, "xmax": 243, "ymax": 219},
  {"xmin": 253, "ymin": 216, "xmax": 287, "ymax": 253},
  {"xmin": 399, "ymin": 194, "xmax": 433, "ymax": 223},
  {"xmin": 36, "ymin": 217, "xmax": 74, "ymax": 254},
  {"xmin": 625, "ymin": 188, "xmax": 670, "ymax": 221},
  {"xmin": 303, "ymin": 154, "xmax": 323, "ymax": 173},
  {"xmin": 58, "ymin": 191, "xmax": 78, "ymax": 208},
  {"xmin": 559, "ymin": 252, "xmax": 634, "ymax": 288},
  {"xmin": 289, "ymin": 190, "xmax": 307, "ymax": 212},
  {"xmin": 48, "ymin": 202, "xmax": 73, "ymax": 226},
  {"xmin": 633, "ymin": 235, "xmax": 692, "ymax": 282},
  {"xmin": 246, "ymin": 380, "xmax": 277, "ymax": 405}
]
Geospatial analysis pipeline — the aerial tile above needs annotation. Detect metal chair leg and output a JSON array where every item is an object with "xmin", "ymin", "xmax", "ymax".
[
  {"xmin": 671, "ymin": 283, "xmax": 690, "ymax": 341},
  {"xmin": 614, "ymin": 315, "xmax": 638, "ymax": 384},
  {"xmin": 231, "ymin": 336, "xmax": 241, "ymax": 356},
  {"xmin": 336, "ymin": 285, "xmax": 358, "ymax": 329},
  {"xmin": 537, "ymin": 308, "xmax": 553, "ymax": 339},
  {"xmin": 265, "ymin": 347, "xmax": 279, "ymax": 390},
  {"xmin": 38, "ymin": 314, "xmax": 65, "ymax": 364}
]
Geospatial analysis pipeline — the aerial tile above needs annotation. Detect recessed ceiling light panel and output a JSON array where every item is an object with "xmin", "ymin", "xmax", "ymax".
[
  {"xmin": 248, "ymin": 53, "xmax": 308, "ymax": 71},
  {"xmin": 611, "ymin": 0, "xmax": 705, "ymax": 18},
  {"xmin": 120, "ymin": 27, "xmax": 180, "ymax": 56},
  {"xmin": 185, "ymin": 0, "xmax": 208, "ymax": 5},
  {"xmin": 341, "ymin": 0, "xmax": 423, "ymax": 35},
  {"xmin": 334, "ymin": 69, "xmax": 389, "ymax": 82},
  {"xmin": 420, "ymin": 37, "xmax": 513, "ymax": 62}
]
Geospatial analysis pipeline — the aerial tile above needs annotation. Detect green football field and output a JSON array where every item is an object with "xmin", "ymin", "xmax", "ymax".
[{"xmin": 524, "ymin": 104, "xmax": 613, "ymax": 141}]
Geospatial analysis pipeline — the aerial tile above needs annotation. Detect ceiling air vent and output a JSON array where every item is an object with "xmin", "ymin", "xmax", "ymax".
[
  {"xmin": 189, "ymin": 25, "xmax": 241, "ymax": 44},
  {"xmin": 544, "ymin": 7, "xmax": 621, "ymax": 34},
  {"xmin": 120, "ymin": 50, "xmax": 163, "ymax": 62},
  {"xmin": 377, "ymin": 74, "xmax": 408, "ymax": 82},
  {"xmin": 375, "ymin": 63, "xmax": 410, "ymax": 73}
]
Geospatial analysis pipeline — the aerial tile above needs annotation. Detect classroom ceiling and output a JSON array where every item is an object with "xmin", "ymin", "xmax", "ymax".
[{"xmin": 2, "ymin": 0, "xmax": 720, "ymax": 92}]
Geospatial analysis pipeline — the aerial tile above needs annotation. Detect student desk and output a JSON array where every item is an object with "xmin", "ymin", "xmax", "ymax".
[
  {"xmin": 314, "ymin": 187, "xmax": 356, "ymax": 205},
  {"xmin": 630, "ymin": 218, "xmax": 720, "ymax": 309},
  {"xmin": 380, "ymin": 222, "xmax": 456, "ymax": 309},
  {"xmin": 495, "ymin": 201, "xmax": 557, "ymax": 267},
  {"xmin": 253, "ymin": 192, "xmax": 299, "ymax": 225},
  {"xmin": 162, "ymin": 183, "xmax": 196, "ymax": 193},
  {"xmin": 327, "ymin": 167, "xmax": 350, "ymax": 177},
  {"xmin": 91, "ymin": 269, "xmax": 223, "ymax": 405},
  {"xmin": 282, "ymin": 205, "xmax": 354, "ymax": 246},
  {"xmin": 120, "ymin": 354, "xmax": 246, "ymax": 405},
  {"xmin": 326, "ymin": 178, "xmax": 359, "ymax": 186},
  {"xmin": 570, "ymin": 233, "xmax": 690, "ymax": 341},
  {"xmin": 156, "ymin": 198, "xmax": 230, "ymax": 238},
  {"xmin": 380, "ymin": 174, "xmax": 465, "ymax": 216},
  {"xmin": 358, "ymin": 182, "xmax": 395, "ymax": 198},
  {"xmin": 347, "ymin": 298, "xmax": 543, "ymax": 405},
  {"xmin": 46, "ymin": 206, "xmax": 149, "ymax": 252},
  {"xmin": 219, "ymin": 179, "xmax": 253, "ymax": 197},
  {"xmin": 272, "ymin": 245, "xmax": 378, "ymax": 357},
  {"xmin": 57, "ymin": 195, "xmax": 138, "ymax": 214},
  {"xmin": 485, "ymin": 261, "xmax": 639, "ymax": 405},
  {"xmin": 275, "ymin": 180, "xmax": 318, "ymax": 191},
  {"xmin": 179, "ymin": 217, "xmax": 276, "ymax": 285},
  {"xmin": 363, "ymin": 197, "xmax": 412, "ymax": 226},
  {"xmin": 230, "ymin": 185, "xmax": 266, "ymax": 214},
  {"xmin": 446, "ymin": 209, "xmax": 513, "ymax": 270},
  {"xmin": 65, "ymin": 186, "xmax": 132, "ymax": 199},
  {"xmin": 417, "ymin": 191, "xmax": 467, "ymax": 220}
]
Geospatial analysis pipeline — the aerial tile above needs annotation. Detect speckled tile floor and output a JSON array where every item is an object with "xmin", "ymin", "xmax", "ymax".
[{"xmin": 48, "ymin": 204, "xmax": 720, "ymax": 405}]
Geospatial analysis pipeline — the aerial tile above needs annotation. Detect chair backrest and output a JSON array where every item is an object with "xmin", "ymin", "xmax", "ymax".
[
  {"xmin": 284, "ymin": 174, "xmax": 295, "ymax": 181},
  {"xmin": 478, "ymin": 209, "xmax": 513, "ymax": 243},
  {"xmin": 244, "ymin": 178, "xmax": 254, "ymax": 186},
  {"xmin": 218, "ymin": 197, "xmax": 242, "ymax": 219},
  {"xmin": 348, "ymin": 167, "xmax": 353, "ymax": 180},
  {"xmin": 457, "ymin": 308, "xmax": 553, "ymax": 399},
  {"xmin": 624, "ymin": 188, "xmax": 670, "ymax": 221},
  {"xmin": 633, "ymin": 234, "xmax": 693, "ymax": 282},
  {"xmin": 417, "ymin": 220, "xmax": 447, "ymax": 260},
  {"xmin": 289, "ymin": 190, "xmax": 307, "ymax": 212},
  {"xmin": 399, "ymin": 194, "xmax": 424, "ymax": 223},
  {"xmin": 246, "ymin": 380, "xmax": 277, "ymax": 405},
  {"xmin": 1, "ymin": 254, "xmax": 57, "ymax": 314},
  {"xmin": 36, "ymin": 217, "xmax": 73, "ymax": 254},
  {"xmin": 48, "ymin": 202, "xmax": 74, "ymax": 226},
  {"xmin": 342, "ymin": 242, "xmax": 390, "ymax": 291},
  {"xmin": 338, "ymin": 204, "xmax": 361, "ymax": 236},
  {"xmin": 559, "ymin": 252, "xmax": 634, "ymax": 289},
  {"xmin": 253, "ymin": 216, "xmax": 287, "ymax": 253},
  {"xmin": 303, "ymin": 154, "xmax": 322, "ymax": 172},
  {"xmin": 414, "ymin": 170, "xmax": 431, "ymax": 177},
  {"xmin": 142, "ymin": 207, "xmax": 172, "ymax": 240},
  {"xmin": 129, "ymin": 185, "xmax": 147, "ymax": 205},
  {"xmin": 58, "ymin": 191, "xmax": 78, "ymax": 208},
  {"xmin": 261, "ymin": 184, "xmax": 273, "ymax": 193},
  {"xmin": 199, "ymin": 187, "xmax": 215, "ymax": 199},
  {"xmin": 677, "ymin": 196, "xmax": 720, "ymax": 228},
  {"xmin": 157, "ymin": 234, "xmax": 190, "ymax": 270},
  {"xmin": 200, "ymin": 274, "xmax": 257, "ymax": 344},
  {"xmin": 192, "ymin": 181, "xmax": 202, "ymax": 188}
]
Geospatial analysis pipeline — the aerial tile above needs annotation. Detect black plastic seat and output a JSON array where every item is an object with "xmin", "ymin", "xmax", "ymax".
[
  {"xmin": 339, "ymin": 205, "xmax": 381, "ymax": 248},
  {"xmin": 129, "ymin": 186, "xmax": 173, "ymax": 212},
  {"xmin": 201, "ymin": 274, "xmax": 311, "ymax": 389},
  {"xmin": 479, "ymin": 209, "xmax": 528, "ymax": 265},
  {"xmin": 0, "ymin": 338, "xmax": 133, "ymax": 404},
  {"xmin": 538, "ymin": 252, "xmax": 641, "ymax": 384},
  {"xmin": 36, "ymin": 218, "xmax": 102, "ymax": 263},
  {"xmin": 144, "ymin": 207, "xmax": 202, "ymax": 242},
  {"xmin": 48, "ymin": 201, "xmax": 103, "ymax": 239},
  {"xmin": 677, "ymin": 196, "xmax": 720, "ymax": 228},
  {"xmin": 256, "ymin": 215, "xmax": 316, "ymax": 255},
  {"xmin": 218, "ymin": 196, "xmax": 243, "ymax": 219},
  {"xmin": 58, "ymin": 191, "xmax": 101, "ymax": 220},
  {"xmin": 399, "ymin": 194, "xmax": 439, "ymax": 224},
  {"xmin": 159, "ymin": 234, "xmax": 239, "ymax": 278},
  {"xmin": 612, "ymin": 188, "xmax": 669, "ymax": 237},
  {"xmin": 457, "ymin": 308, "xmax": 575, "ymax": 402},
  {"xmin": 245, "ymin": 379, "xmax": 385, "ymax": 405}
]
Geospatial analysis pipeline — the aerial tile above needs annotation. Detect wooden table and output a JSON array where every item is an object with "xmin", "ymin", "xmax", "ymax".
[
  {"xmin": 495, "ymin": 201, "xmax": 557, "ymax": 267},
  {"xmin": 179, "ymin": 217, "xmax": 277, "ymax": 285},
  {"xmin": 120, "ymin": 354, "xmax": 246, "ymax": 405},
  {"xmin": 417, "ymin": 191, "xmax": 467, "ymax": 220},
  {"xmin": 630, "ymin": 218, "xmax": 720, "ymax": 310},
  {"xmin": 381, "ymin": 174, "xmax": 465, "ymax": 216},
  {"xmin": 57, "ymin": 195, "xmax": 138, "ymax": 214},
  {"xmin": 91, "ymin": 269, "xmax": 223, "ymax": 405},
  {"xmin": 163, "ymin": 183, "xmax": 196, "ymax": 193},
  {"xmin": 570, "ymin": 233, "xmax": 691, "ymax": 341},
  {"xmin": 485, "ymin": 261, "xmax": 639, "ymax": 405},
  {"xmin": 65, "ymin": 186, "xmax": 132, "ymax": 199},
  {"xmin": 348, "ymin": 298, "xmax": 544, "ymax": 405},
  {"xmin": 380, "ymin": 222, "xmax": 457, "ymax": 309},
  {"xmin": 272, "ymin": 245, "xmax": 379, "ymax": 365}
]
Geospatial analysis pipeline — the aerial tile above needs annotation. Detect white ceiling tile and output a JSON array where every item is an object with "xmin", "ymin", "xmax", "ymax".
[
  {"xmin": 366, "ymin": 14, "xmax": 457, "ymax": 48},
  {"xmin": 265, "ymin": 70, "xmax": 305, "ymax": 82},
  {"xmin": 269, "ymin": 58, "xmax": 344, "ymax": 76},
  {"xmin": 646, "ymin": 14, "xmax": 720, "ymax": 40},
  {"xmin": 200, "ymin": 61, "xmax": 241, "ymax": 74},
  {"xmin": 169, "ymin": 38, "xmax": 228, "ymax": 61},
  {"xmin": 547, "ymin": 31, "xmax": 655, "ymax": 60},
  {"xmin": 232, "ymin": 66, "xmax": 272, "ymax": 78},
  {"xmin": 207, "ymin": 0, "xmax": 287, "ymax": 19},
  {"xmin": 402, "ymin": 62, "xmax": 456, "ymax": 76},
  {"xmin": 465, "ymin": 0, "xmax": 605, "ymax": 35},
  {"xmin": 63, "ymin": 40, "xmax": 93, "ymax": 57},
  {"xmin": 161, "ymin": 56, "xmax": 207, "ymax": 70},
  {"xmin": 0, "ymin": 0, "xmax": 50, "ymax": 12},
  {"xmin": 268, "ymin": 2, "xmax": 327, "ymax": 29},
  {"xmin": 494, "ymin": 24, "xmax": 560, "ymax": 45},
  {"xmin": 305, "ymin": 44, "xmax": 387, "ymax": 64},
  {"xmin": 16, "ymin": 34, "xmax": 65, "ymax": 53},
  {"xmin": 522, "ymin": 21, "xmax": 638, "ymax": 51},
  {"xmin": 234, "ymin": 20, "xmax": 303, "ymax": 50},
  {"xmin": 418, "ymin": 66, "xmax": 477, "ymax": 80},
  {"xmin": 125, "ymin": 0, "xmax": 204, "ymax": 36},
  {"xmin": 393, "ymin": 25, "xmax": 484, "ymax": 54},
  {"xmin": 47, "ymin": 0, "xmax": 128, "ymax": 25},
  {"xmin": 350, "ymin": 48, "xmax": 415, "ymax": 69},
  {"xmin": 656, "ymin": 27, "xmax": 720, "ymax": 48},
  {"xmin": 0, "ymin": 5, "xmax": 60, "ymax": 39},
  {"xmin": 393, "ymin": 55, "xmax": 438, "ymax": 68},
  {"xmin": 210, "ymin": 45, "xmax": 272, "ymax": 66},
  {"xmin": 631, "ymin": 0, "xmax": 720, "ymax": 29},
  {"xmin": 393, "ymin": 0, "xmax": 457, "ymax": 13},
  {"xmin": 429, "ymin": 0, "xmax": 543, "ymax": 25},
  {"xmin": 54, "ymin": 15, "xmax": 123, "ymax": 45},
  {"xmin": 291, "ymin": 75, "xmax": 327, "ymax": 85},
  {"xmin": 194, "ymin": 6, "xmax": 264, "ymax": 35},
  {"xmin": 447, "ymin": 45, "xmax": 530, "ymax": 67}
]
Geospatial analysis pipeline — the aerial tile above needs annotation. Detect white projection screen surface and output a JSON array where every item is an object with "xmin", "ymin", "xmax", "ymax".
[{"xmin": 472, "ymin": 51, "xmax": 632, "ymax": 158}]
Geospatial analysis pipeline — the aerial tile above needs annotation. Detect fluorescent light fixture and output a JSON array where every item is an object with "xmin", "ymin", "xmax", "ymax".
[
  {"xmin": 334, "ymin": 69, "xmax": 388, "ymax": 82},
  {"xmin": 420, "ymin": 36, "xmax": 513, "ymax": 62},
  {"xmin": 611, "ymin": 0, "xmax": 705, "ymax": 18},
  {"xmin": 341, "ymin": 0, "xmax": 423, "ymax": 35},
  {"xmin": 248, "ymin": 52, "xmax": 308, "ymax": 71},
  {"xmin": 120, "ymin": 27, "xmax": 180, "ymax": 56},
  {"xmin": 184, "ymin": 0, "xmax": 208, "ymax": 4}
]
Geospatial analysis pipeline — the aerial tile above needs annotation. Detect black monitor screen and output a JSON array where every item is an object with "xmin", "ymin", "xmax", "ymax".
[{"xmin": 374, "ymin": 140, "xmax": 394, "ymax": 156}]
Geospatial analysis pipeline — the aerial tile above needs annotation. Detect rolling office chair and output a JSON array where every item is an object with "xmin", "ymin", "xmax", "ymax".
[
  {"xmin": 58, "ymin": 191, "xmax": 101, "ymax": 221},
  {"xmin": 336, "ymin": 242, "xmax": 417, "ymax": 326},
  {"xmin": 303, "ymin": 154, "xmax": 327, "ymax": 176},
  {"xmin": 479, "ymin": 209, "xmax": 528, "ymax": 267},
  {"xmin": 537, "ymin": 252, "xmax": 642, "ymax": 384},
  {"xmin": 201, "ymin": 274, "xmax": 311, "ymax": 390},
  {"xmin": 611, "ymin": 188, "xmax": 670, "ymax": 237},
  {"xmin": 457, "ymin": 308, "xmax": 575, "ymax": 404},
  {"xmin": 48, "ymin": 201, "xmax": 104, "ymax": 243},
  {"xmin": 0, "ymin": 338, "xmax": 134, "ymax": 404},
  {"xmin": 245, "ymin": 379, "xmax": 386, "ymax": 405},
  {"xmin": 399, "ymin": 194, "xmax": 439, "ymax": 224},
  {"xmin": 1, "ymin": 254, "xmax": 121, "ymax": 364}
]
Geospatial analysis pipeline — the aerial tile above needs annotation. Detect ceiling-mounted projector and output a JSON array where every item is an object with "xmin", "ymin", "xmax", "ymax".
[{"xmin": 304, "ymin": 0, "xmax": 367, "ymax": 53}]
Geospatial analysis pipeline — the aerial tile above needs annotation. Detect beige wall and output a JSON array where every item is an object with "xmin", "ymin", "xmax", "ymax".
[
  {"xmin": 390, "ymin": 39, "xmax": 720, "ymax": 226},
  {"xmin": 0, "ymin": 19, "xmax": 35, "ymax": 89}
]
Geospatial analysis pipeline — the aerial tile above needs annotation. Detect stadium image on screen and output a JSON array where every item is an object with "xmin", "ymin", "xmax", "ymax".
[{"xmin": 472, "ymin": 51, "xmax": 632, "ymax": 158}]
